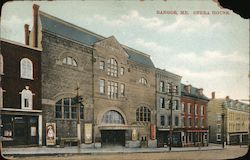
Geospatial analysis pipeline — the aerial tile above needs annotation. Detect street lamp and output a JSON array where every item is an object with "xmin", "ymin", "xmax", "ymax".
[{"xmin": 75, "ymin": 83, "xmax": 83, "ymax": 148}]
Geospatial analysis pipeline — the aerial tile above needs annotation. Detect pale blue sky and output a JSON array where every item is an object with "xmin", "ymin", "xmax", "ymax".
[{"xmin": 1, "ymin": 0, "xmax": 249, "ymax": 101}]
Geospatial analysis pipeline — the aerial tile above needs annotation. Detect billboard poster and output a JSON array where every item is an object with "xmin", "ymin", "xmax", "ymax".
[
  {"xmin": 150, "ymin": 124, "xmax": 156, "ymax": 140},
  {"xmin": 46, "ymin": 123, "xmax": 56, "ymax": 146},
  {"xmin": 84, "ymin": 123, "xmax": 92, "ymax": 144}
]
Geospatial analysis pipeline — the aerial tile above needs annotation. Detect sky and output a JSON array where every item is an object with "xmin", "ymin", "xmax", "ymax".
[{"xmin": 1, "ymin": 0, "xmax": 249, "ymax": 102}]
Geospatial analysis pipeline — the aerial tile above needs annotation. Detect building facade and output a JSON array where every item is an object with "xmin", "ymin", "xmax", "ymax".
[
  {"xmin": 181, "ymin": 84, "xmax": 209, "ymax": 147},
  {"xmin": 24, "ymin": 4, "xmax": 157, "ymax": 147},
  {"xmin": 207, "ymin": 93, "xmax": 249, "ymax": 145},
  {"xmin": 155, "ymin": 69, "xmax": 182, "ymax": 147},
  {"xmin": 0, "ymin": 39, "xmax": 42, "ymax": 146}
]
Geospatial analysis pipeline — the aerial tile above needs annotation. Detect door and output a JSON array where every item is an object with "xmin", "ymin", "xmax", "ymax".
[
  {"xmin": 101, "ymin": 130, "xmax": 125, "ymax": 147},
  {"xmin": 14, "ymin": 117, "xmax": 28, "ymax": 145}
]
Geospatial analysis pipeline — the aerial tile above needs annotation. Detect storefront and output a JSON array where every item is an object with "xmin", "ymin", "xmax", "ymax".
[
  {"xmin": 157, "ymin": 129, "xmax": 182, "ymax": 147},
  {"xmin": 1, "ymin": 110, "xmax": 42, "ymax": 147}
]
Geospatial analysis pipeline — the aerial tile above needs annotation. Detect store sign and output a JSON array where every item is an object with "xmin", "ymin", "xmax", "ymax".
[
  {"xmin": 132, "ymin": 129, "xmax": 138, "ymax": 141},
  {"xmin": 46, "ymin": 123, "xmax": 56, "ymax": 146},
  {"xmin": 150, "ymin": 124, "xmax": 156, "ymax": 140},
  {"xmin": 84, "ymin": 123, "xmax": 92, "ymax": 144}
]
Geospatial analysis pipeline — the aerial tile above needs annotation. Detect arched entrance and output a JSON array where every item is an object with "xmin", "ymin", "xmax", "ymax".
[{"xmin": 100, "ymin": 110, "xmax": 126, "ymax": 147}]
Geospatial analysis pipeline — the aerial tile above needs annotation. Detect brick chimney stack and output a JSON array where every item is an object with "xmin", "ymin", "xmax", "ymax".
[
  {"xmin": 32, "ymin": 4, "xmax": 39, "ymax": 47},
  {"xmin": 24, "ymin": 24, "xmax": 29, "ymax": 45},
  {"xmin": 212, "ymin": 92, "xmax": 215, "ymax": 99}
]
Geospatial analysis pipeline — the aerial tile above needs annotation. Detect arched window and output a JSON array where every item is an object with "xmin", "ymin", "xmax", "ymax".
[
  {"xmin": 21, "ymin": 86, "xmax": 33, "ymax": 109},
  {"xmin": 0, "ymin": 54, "xmax": 3, "ymax": 74},
  {"xmin": 55, "ymin": 97, "xmax": 84, "ymax": 119},
  {"xmin": 63, "ymin": 57, "xmax": 77, "ymax": 66},
  {"xmin": 139, "ymin": 77, "xmax": 147, "ymax": 85},
  {"xmin": 20, "ymin": 58, "xmax": 33, "ymax": 79},
  {"xmin": 136, "ymin": 106, "xmax": 151, "ymax": 122},
  {"xmin": 107, "ymin": 58, "xmax": 118, "ymax": 77},
  {"xmin": 102, "ymin": 110, "xmax": 124, "ymax": 124}
]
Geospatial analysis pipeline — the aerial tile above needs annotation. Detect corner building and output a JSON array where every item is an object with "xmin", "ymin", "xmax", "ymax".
[{"xmin": 26, "ymin": 4, "xmax": 156, "ymax": 147}]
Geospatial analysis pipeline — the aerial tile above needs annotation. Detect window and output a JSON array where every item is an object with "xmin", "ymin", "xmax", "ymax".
[
  {"xmin": 160, "ymin": 115, "xmax": 165, "ymax": 126},
  {"xmin": 217, "ymin": 134, "xmax": 221, "ymax": 141},
  {"xmin": 166, "ymin": 100, "xmax": 171, "ymax": 109},
  {"xmin": 159, "ymin": 97, "xmax": 165, "ymax": 108},
  {"xmin": 102, "ymin": 110, "xmax": 124, "ymax": 124},
  {"xmin": 181, "ymin": 116, "xmax": 184, "ymax": 127},
  {"xmin": 0, "ymin": 87, "xmax": 3, "ymax": 108},
  {"xmin": 175, "ymin": 116, "xmax": 179, "ymax": 126},
  {"xmin": 174, "ymin": 86, "xmax": 178, "ymax": 95},
  {"xmin": 201, "ymin": 105, "xmax": 204, "ymax": 115},
  {"xmin": 107, "ymin": 58, "xmax": 118, "ymax": 77},
  {"xmin": 188, "ymin": 103, "xmax": 191, "ymax": 114},
  {"xmin": 195, "ymin": 117, "xmax": 198, "ymax": 127},
  {"xmin": 188, "ymin": 117, "xmax": 192, "ymax": 127},
  {"xmin": 20, "ymin": 58, "xmax": 33, "ymax": 79},
  {"xmin": 139, "ymin": 77, "xmax": 147, "ymax": 85},
  {"xmin": 167, "ymin": 83, "xmax": 171, "ymax": 93},
  {"xmin": 160, "ymin": 81, "xmax": 165, "ymax": 92},
  {"xmin": 168, "ymin": 115, "xmax": 171, "ymax": 126},
  {"xmin": 63, "ymin": 57, "xmax": 77, "ymax": 66},
  {"xmin": 195, "ymin": 104, "xmax": 198, "ymax": 115},
  {"xmin": 120, "ymin": 84, "xmax": 125, "ymax": 96},
  {"xmin": 120, "ymin": 67, "xmax": 124, "ymax": 75},
  {"xmin": 217, "ymin": 114, "xmax": 221, "ymax": 121},
  {"xmin": 108, "ymin": 81, "xmax": 118, "ymax": 99},
  {"xmin": 0, "ymin": 54, "xmax": 3, "ymax": 74},
  {"xmin": 201, "ymin": 117, "xmax": 204, "ymax": 128},
  {"xmin": 217, "ymin": 124, "xmax": 221, "ymax": 132},
  {"xmin": 21, "ymin": 86, "xmax": 33, "ymax": 109},
  {"xmin": 136, "ymin": 106, "xmax": 151, "ymax": 122},
  {"xmin": 174, "ymin": 100, "xmax": 178, "ymax": 110},
  {"xmin": 99, "ymin": 79, "xmax": 105, "ymax": 94},
  {"xmin": 99, "ymin": 61, "xmax": 105, "ymax": 70},
  {"xmin": 55, "ymin": 97, "xmax": 84, "ymax": 119},
  {"xmin": 181, "ymin": 103, "xmax": 185, "ymax": 112}
]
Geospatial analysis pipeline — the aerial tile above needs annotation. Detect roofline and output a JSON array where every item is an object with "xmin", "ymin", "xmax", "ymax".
[
  {"xmin": 39, "ymin": 10, "xmax": 106, "ymax": 40},
  {"xmin": 0, "ymin": 38, "xmax": 42, "ymax": 52},
  {"xmin": 122, "ymin": 45, "xmax": 151, "ymax": 58},
  {"xmin": 156, "ymin": 68, "xmax": 182, "ymax": 79}
]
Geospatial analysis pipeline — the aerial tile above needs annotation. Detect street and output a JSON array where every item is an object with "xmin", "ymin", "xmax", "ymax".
[{"xmin": 5, "ymin": 146, "xmax": 248, "ymax": 160}]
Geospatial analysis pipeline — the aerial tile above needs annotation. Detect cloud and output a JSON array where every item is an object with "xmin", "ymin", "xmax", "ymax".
[
  {"xmin": 91, "ymin": 10, "xmax": 221, "ymax": 34},
  {"xmin": 135, "ymin": 38, "xmax": 171, "ymax": 53}
]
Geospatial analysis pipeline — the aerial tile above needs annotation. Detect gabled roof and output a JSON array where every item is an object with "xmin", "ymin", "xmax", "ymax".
[
  {"xmin": 39, "ymin": 11, "xmax": 155, "ymax": 68},
  {"xmin": 181, "ymin": 83, "xmax": 209, "ymax": 101}
]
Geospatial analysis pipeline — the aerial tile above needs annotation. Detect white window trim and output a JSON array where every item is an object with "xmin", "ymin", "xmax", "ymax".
[
  {"xmin": 20, "ymin": 86, "xmax": 34, "ymax": 110},
  {"xmin": 20, "ymin": 58, "xmax": 33, "ymax": 80},
  {"xmin": 0, "ymin": 54, "xmax": 3, "ymax": 75},
  {"xmin": 216, "ymin": 134, "xmax": 221, "ymax": 141}
]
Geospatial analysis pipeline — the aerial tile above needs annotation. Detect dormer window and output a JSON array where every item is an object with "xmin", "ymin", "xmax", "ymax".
[
  {"xmin": 63, "ymin": 57, "xmax": 77, "ymax": 67},
  {"xmin": 20, "ymin": 58, "xmax": 33, "ymax": 79}
]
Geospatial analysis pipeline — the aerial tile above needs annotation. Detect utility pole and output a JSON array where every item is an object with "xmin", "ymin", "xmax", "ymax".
[
  {"xmin": 169, "ymin": 82, "xmax": 173, "ymax": 151},
  {"xmin": 76, "ymin": 83, "xmax": 81, "ymax": 148}
]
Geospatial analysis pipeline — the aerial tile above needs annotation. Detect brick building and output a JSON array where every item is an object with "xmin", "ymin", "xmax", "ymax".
[
  {"xmin": 207, "ymin": 93, "xmax": 249, "ymax": 145},
  {"xmin": 181, "ymin": 84, "xmax": 209, "ymax": 147},
  {"xmin": 155, "ymin": 68, "xmax": 182, "ymax": 147},
  {"xmin": 0, "ymin": 39, "xmax": 42, "ymax": 146},
  {"xmin": 24, "ymin": 4, "xmax": 157, "ymax": 147}
]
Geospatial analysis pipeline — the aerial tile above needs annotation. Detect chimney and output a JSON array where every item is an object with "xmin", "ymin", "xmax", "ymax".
[
  {"xmin": 212, "ymin": 92, "xmax": 215, "ymax": 99},
  {"xmin": 32, "ymin": 4, "xmax": 40, "ymax": 47},
  {"xmin": 24, "ymin": 24, "xmax": 29, "ymax": 45}
]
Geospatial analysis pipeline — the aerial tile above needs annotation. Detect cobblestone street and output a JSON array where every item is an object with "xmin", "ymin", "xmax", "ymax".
[{"xmin": 6, "ymin": 146, "xmax": 248, "ymax": 160}]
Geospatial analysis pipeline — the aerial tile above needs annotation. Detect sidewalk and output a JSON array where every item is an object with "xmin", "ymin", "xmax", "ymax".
[{"xmin": 1, "ymin": 145, "xmax": 228, "ymax": 157}]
